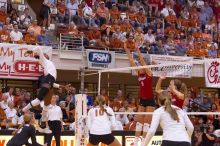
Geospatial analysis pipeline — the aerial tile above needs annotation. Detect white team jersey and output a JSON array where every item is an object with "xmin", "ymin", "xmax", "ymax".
[
  {"xmin": 88, "ymin": 106, "xmax": 116, "ymax": 135},
  {"xmin": 35, "ymin": 47, "xmax": 57, "ymax": 79},
  {"xmin": 149, "ymin": 105, "xmax": 194, "ymax": 142}
]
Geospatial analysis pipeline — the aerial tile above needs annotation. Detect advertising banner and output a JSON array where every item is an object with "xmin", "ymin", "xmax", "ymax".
[
  {"xmin": 132, "ymin": 53, "xmax": 193, "ymax": 78},
  {"xmin": 50, "ymin": 136, "xmax": 122, "ymax": 146},
  {"xmin": 0, "ymin": 136, "xmax": 44, "ymax": 146},
  {"xmin": 86, "ymin": 49, "xmax": 115, "ymax": 69},
  {"xmin": 125, "ymin": 136, "xmax": 162, "ymax": 146},
  {"xmin": 0, "ymin": 43, "xmax": 52, "ymax": 80},
  {"xmin": 205, "ymin": 59, "xmax": 220, "ymax": 88}
]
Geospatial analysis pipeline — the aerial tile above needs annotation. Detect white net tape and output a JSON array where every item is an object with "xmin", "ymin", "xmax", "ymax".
[{"xmin": 114, "ymin": 112, "xmax": 220, "ymax": 115}]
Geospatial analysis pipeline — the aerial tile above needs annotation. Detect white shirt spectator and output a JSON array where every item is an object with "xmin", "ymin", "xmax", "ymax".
[
  {"xmin": 0, "ymin": 101, "xmax": 8, "ymax": 110},
  {"xmin": 18, "ymin": 115, "xmax": 24, "ymax": 125},
  {"xmin": 161, "ymin": 7, "xmax": 176, "ymax": 17},
  {"xmin": 67, "ymin": 1, "xmax": 79, "ymax": 16},
  {"xmin": 88, "ymin": 106, "xmax": 116, "ymax": 135},
  {"xmin": 5, "ymin": 92, "xmax": 14, "ymax": 103},
  {"xmin": 47, "ymin": 104, "xmax": 63, "ymax": 121},
  {"xmin": 10, "ymin": 30, "xmax": 23, "ymax": 42},
  {"xmin": 115, "ymin": 120, "xmax": 123, "ymax": 130},
  {"xmin": 5, "ymin": 107, "xmax": 17, "ymax": 120},
  {"xmin": 142, "ymin": 105, "xmax": 194, "ymax": 146},
  {"xmin": 20, "ymin": 14, "xmax": 32, "ymax": 26},
  {"xmin": 196, "ymin": 0, "xmax": 204, "ymax": 8},
  {"xmin": 144, "ymin": 33, "xmax": 156, "ymax": 44},
  {"xmin": 0, "ymin": 95, "xmax": 9, "ymax": 110},
  {"xmin": 116, "ymin": 114, "xmax": 129, "ymax": 126},
  {"xmin": 69, "ymin": 122, "xmax": 75, "ymax": 131}
]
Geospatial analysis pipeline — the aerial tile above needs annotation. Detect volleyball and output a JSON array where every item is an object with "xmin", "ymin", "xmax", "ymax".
[{"xmin": 83, "ymin": 7, "xmax": 93, "ymax": 18}]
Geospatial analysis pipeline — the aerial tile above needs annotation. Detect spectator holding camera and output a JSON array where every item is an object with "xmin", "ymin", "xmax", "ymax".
[{"xmin": 199, "ymin": 125, "xmax": 217, "ymax": 146}]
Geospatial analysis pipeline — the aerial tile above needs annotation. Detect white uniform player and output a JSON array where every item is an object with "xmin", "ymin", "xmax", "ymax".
[{"xmin": 87, "ymin": 96, "xmax": 121, "ymax": 146}]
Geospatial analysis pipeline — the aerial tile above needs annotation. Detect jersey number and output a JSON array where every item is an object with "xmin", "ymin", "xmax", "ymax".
[
  {"xmin": 95, "ymin": 109, "xmax": 104, "ymax": 117},
  {"xmin": 141, "ymin": 81, "xmax": 144, "ymax": 87}
]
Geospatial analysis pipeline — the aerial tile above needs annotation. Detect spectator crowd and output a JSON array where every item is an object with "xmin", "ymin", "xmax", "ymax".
[
  {"xmin": 44, "ymin": 0, "xmax": 220, "ymax": 58},
  {"xmin": 0, "ymin": 0, "xmax": 219, "ymax": 57}
]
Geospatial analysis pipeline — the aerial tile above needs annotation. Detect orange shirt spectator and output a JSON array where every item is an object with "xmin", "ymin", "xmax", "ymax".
[
  {"xmin": 136, "ymin": 8, "xmax": 146, "ymax": 24},
  {"xmin": 134, "ymin": 27, "xmax": 144, "ymax": 47},
  {"xmin": 87, "ymin": 27, "xmax": 101, "ymax": 40},
  {"xmin": 110, "ymin": 4, "xmax": 120, "ymax": 20},
  {"xmin": 165, "ymin": 25, "xmax": 179, "ymax": 36},
  {"xmin": 0, "ymin": 107, "xmax": 6, "ymax": 122},
  {"xmin": 0, "ymin": 6, "xmax": 7, "ymax": 23},
  {"xmin": 57, "ymin": 0, "xmax": 66, "ymax": 15},
  {"xmin": 96, "ymin": 1, "xmax": 109, "ymax": 20},
  {"xmin": 165, "ymin": 12, "xmax": 177, "ymax": 24},
  {"xmin": 124, "ymin": 121, "xmax": 136, "ymax": 131},
  {"xmin": 27, "ymin": 20, "xmax": 42, "ymax": 37},
  {"xmin": 110, "ymin": 98, "xmax": 122, "ymax": 112},
  {"xmin": 24, "ymin": 31, "xmax": 38, "ymax": 45},
  {"xmin": 0, "ymin": 25, "xmax": 10, "ymax": 43},
  {"xmin": 125, "ymin": 35, "xmax": 136, "ymax": 51},
  {"xmin": 127, "ymin": 8, "xmax": 137, "ymax": 22},
  {"xmin": 120, "ymin": 19, "xmax": 132, "ymax": 33},
  {"xmin": 189, "ymin": 15, "xmax": 200, "ymax": 27},
  {"xmin": 192, "ymin": 29, "xmax": 203, "ymax": 39},
  {"xmin": 202, "ymin": 30, "xmax": 212, "ymax": 41},
  {"xmin": 66, "ymin": 22, "xmax": 79, "ymax": 35},
  {"xmin": 178, "ymin": 17, "xmax": 189, "ymax": 27},
  {"xmin": 96, "ymin": 35, "xmax": 110, "ymax": 48},
  {"xmin": 111, "ymin": 22, "xmax": 120, "ymax": 32}
]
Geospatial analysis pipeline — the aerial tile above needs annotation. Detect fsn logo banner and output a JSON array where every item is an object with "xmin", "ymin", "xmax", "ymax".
[{"xmin": 86, "ymin": 49, "xmax": 115, "ymax": 69}]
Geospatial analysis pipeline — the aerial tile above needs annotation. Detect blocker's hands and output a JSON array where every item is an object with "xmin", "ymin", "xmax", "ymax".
[{"xmin": 159, "ymin": 72, "xmax": 167, "ymax": 80}]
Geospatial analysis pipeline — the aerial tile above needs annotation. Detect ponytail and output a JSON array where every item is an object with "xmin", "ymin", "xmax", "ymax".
[
  {"xmin": 158, "ymin": 91, "xmax": 180, "ymax": 122},
  {"xmin": 180, "ymin": 82, "xmax": 187, "ymax": 99},
  {"xmin": 100, "ymin": 104, "xmax": 112, "ymax": 116},
  {"xmin": 164, "ymin": 97, "xmax": 180, "ymax": 122},
  {"xmin": 95, "ymin": 95, "xmax": 112, "ymax": 116}
]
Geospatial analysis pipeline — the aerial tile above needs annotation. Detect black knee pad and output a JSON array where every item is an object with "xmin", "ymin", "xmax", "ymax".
[{"xmin": 37, "ymin": 87, "xmax": 49, "ymax": 101}]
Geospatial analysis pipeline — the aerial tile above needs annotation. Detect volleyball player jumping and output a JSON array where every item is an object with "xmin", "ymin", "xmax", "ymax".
[
  {"xmin": 141, "ymin": 90, "xmax": 194, "ymax": 146},
  {"xmin": 155, "ymin": 73, "xmax": 188, "ymax": 109},
  {"xmin": 22, "ymin": 48, "xmax": 70, "ymax": 113},
  {"xmin": 125, "ymin": 45, "xmax": 155, "ymax": 146},
  {"xmin": 88, "ymin": 95, "xmax": 121, "ymax": 146}
]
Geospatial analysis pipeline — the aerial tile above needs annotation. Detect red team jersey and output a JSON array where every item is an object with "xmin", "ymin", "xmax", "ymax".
[
  {"xmin": 171, "ymin": 93, "xmax": 184, "ymax": 109},
  {"xmin": 138, "ymin": 74, "xmax": 153, "ymax": 99}
]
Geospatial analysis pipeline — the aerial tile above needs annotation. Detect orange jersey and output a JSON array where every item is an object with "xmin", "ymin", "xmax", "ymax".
[
  {"xmin": 24, "ymin": 34, "xmax": 37, "ymax": 45},
  {"xmin": 110, "ymin": 38, "xmax": 124, "ymax": 48},
  {"xmin": 0, "ymin": 11, "xmax": 7, "ymax": 23},
  {"xmin": 192, "ymin": 32, "xmax": 203, "ymax": 39},
  {"xmin": 0, "ymin": 31, "xmax": 10, "ymax": 42},
  {"xmin": 110, "ymin": 9, "xmax": 120, "ymax": 20},
  {"xmin": 165, "ymin": 15, "xmax": 177, "ymax": 23},
  {"xmin": 120, "ymin": 23, "xmax": 132, "ymax": 33},
  {"xmin": 125, "ymin": 39, "xmax": 136, "ymax": 51},
  {"xmin": 178, "ymin": 18, "xmax": 189, "ymax": 27},
  {"xmin": 128, "ymin": 12, "xmax": 137, "ymax": 21},
  {"xmin": 57, "ymin": 3, "xmax": 66, "ymax": 15},
  {"xmin": 136, "ymin": 13, "xmax": 146, "ymax": 24},
  {"xmin": 87, "ymin": 30, "xmax": 101, "ymax": 40},
  {"xmin": 124, "ymin": 121, "xmax": 136, "ymax": 131}
]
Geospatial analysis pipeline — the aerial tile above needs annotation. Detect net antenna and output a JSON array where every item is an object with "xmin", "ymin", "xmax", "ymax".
[{"xmin": 74, "ymin": 37, "xmax": 88, "ymax": 146}]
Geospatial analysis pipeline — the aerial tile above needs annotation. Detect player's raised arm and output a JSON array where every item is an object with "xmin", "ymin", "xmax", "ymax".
[{"xmin": 136, "ymin": 47, "xmax": 152, "ymax": 76}]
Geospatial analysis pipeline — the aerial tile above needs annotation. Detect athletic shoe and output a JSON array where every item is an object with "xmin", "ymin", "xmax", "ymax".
[{"xmin": 37, "ymin": 127, "xmax": 52, "ymax": 134}]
